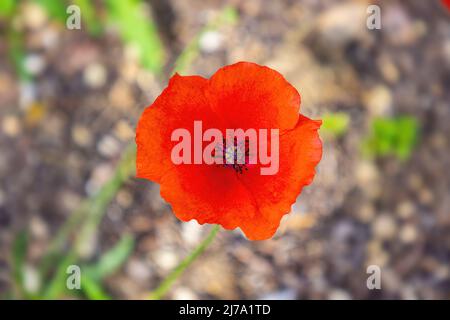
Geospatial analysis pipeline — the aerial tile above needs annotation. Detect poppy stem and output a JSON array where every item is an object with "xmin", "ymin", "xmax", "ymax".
[{"xmin": 149, "ymin": 224, "xmax": 220, "ymax": 300}]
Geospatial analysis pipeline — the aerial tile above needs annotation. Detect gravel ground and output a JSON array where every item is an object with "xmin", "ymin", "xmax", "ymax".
[{"xmin": 0, "ymin": 0, "xmax": 449, "ymax": 299}]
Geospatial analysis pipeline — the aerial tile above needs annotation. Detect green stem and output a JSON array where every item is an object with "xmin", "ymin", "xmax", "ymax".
[
  {"xmin": 38, "ymin": 144, "xmax": 136, "ymax": 277},
  {"xmin": 39, "ymin": 5, "xmax": 236, "ymax": 260},
  {"xmin": 35, "ymin": 5, "xmax": 236, "ymax": 299},
  {"xmin": 149, "ymin": 225, "xmax": 220, "ymax": 300}
]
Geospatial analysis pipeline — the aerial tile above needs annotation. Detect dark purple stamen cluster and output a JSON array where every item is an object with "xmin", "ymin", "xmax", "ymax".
[{"xmin": 217, "ymin": 137, "xmax": 250, "ymax": 174}]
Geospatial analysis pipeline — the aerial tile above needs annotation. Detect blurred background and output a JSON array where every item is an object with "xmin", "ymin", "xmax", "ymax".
[{"xmin": 0, "ymin": 0, "xmax": 449, "ymax": 299}]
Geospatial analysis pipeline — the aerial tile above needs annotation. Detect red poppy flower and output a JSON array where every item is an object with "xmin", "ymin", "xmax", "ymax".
[
  {"xmin": 136, "ymin": 62, "xmax": 322, "ymax": 240},
  {"xmin": 442, "ymin": 0, "xmax": 450, "ymax": 11}
]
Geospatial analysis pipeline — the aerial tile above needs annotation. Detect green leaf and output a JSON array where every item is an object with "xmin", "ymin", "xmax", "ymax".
[
  {"xmin": 11, "ymin": 231, "xmax": 29, "ymax": 298},
  {"xmin": 78, "ymin": 234, "xmax": 134, "ymax": 300},
  {"xmin": 222, "ymin": 6, "xmax": 238, "ymax": 23},
  {"xmin": 362, "ymin": 116, "xmax": 419, "ymax": 161},
  {"xmin": 39, "ymin": 143, "xmax": 135, "ymax": 279},
  {"xmin": 85, "ymin": 234, "xmax": 134, "ymax": 280},
  {"xmin": 34, "ymin": 0, "xmax": 68, "ymax": 23},
  {"xmin": 73, "ymin": 0, "xmax": 102, "ymax": 36},
  {"xmin": 0, "ymin": 0, "xmax": 16, "ymax": 17},
  {"xmin": 41, "ymin": 252, "xmax": 77, "ymax": 299},
  {"xmin": 321, "ymin": 112, "xmax": 350, "ymax": 138},
  {"xmin": 8, "ymin": 28, "xmax": 31, "ymax": 81},
  {"xmin": 81, "ymin": 273, "xmax": 111, "ymax": 300},
  {"xmin": 105, "ymin": 0, "xmax": 165, "ymax": 74}
]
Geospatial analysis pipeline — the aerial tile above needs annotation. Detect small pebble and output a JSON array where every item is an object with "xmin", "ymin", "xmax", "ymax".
[
  {"xmin": 77, "ymin": 232, "xmax": 98, "ymax": 259},
  {"xmin": 114, "ymin": 120, "xmax": 134, "ymax": 141},
  {"xmin": 358, "ymin": 204, "xmax": 376, "ymax": 223},
  {"xmin": 136, "ymin": 70, "xmax": 158, "ymax": 93},
  {"xmin": 2, "ymin": 115, "xmax": 21, "ymax": 137},
  {"xmin": 24, "ymin": 265, "xmax": 40, "ymax": 294},
  {"xmin": 97, "ymin": 135, "xmax": 121, "ymax": 158},
  {"xmin": 172, "ymin": 287, "xmax": 197, "ymax": 300},
  {"xmin": 29, "ymin": 216, "xmax": 48, "ymax": 240},
  {"xmin": 182, "ymin": 221, "xmax": 203, "ymax": 246},
  {"xmin": 399, "ymin": 224, "xmax": 418, "ymax": 243},
  {"xmin": 356, "ymin": 161, "xmax": 380, "ymax": 198},
  {"xmin": 23, "ymin": 3, "xmax": 47, "ymax": 30},
  {"xmin": 109, "ymin": 81, "xmax": 134, "ymax": 110},
  {"xmin": 24, "ymin": 54, "xmax": 46, "ymax": 76},
  {"xmin": 59, "ymin": 190, "xmax": 82, "ymax": 213},
  {"xmin": 363, "ymin": 85, "xmax": 393, "ymax": 116},
  {"xmin": 377, "ymin": 55, "xmax": 400, "ymax": 83},
  {"xmin": 328, "ymin": 289, "xmax": 352, "ymax": 300},
  {"xmin": 372, "ymin": 214, "xmax": 397, "ymax": 240},
  {"xmin": 356, "ymin": 161, "xmax": 379, "ymax": 185},
  {"xmin": 124, "ymin": 44, "xmax": 141, "ymax": 63},
  {"xmin": 154, "ymin": 249, "xmax": 178, "ymax": 271},
  {"xmin": 126, "ymin": 259, "xmax": 151, "ymax": 282},
  {"xmin": 120, "ymin": 61, "xmax": 139, "ymax": 82},
  {"xmin": 199, "ymin": 31, "xmax": 224, "ymax": 53},
  {"xmin": 396, "ymin": 201, "xmax": 415, "ymax": 219},
  {"xmin": 72, "ymin": 125, "xmax": 93, "ymax": 147},
  {"xmin": 83, "ymin": 63, "xmax": 107, "ymax": 89}
]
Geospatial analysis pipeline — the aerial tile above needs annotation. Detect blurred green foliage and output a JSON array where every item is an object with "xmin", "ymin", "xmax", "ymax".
[
  {"xmin": 11, "ymin": 232, "xmax": 28, "ymax": 298},
  {"xmin": 0, "ymin": 0, "xmax": 16, "ymax": 16},
  {"xmin": 0, "ymin": 0, "xmax": 29, "ymax": 81},
  {"xmin": 82, "ymin": 234, "xmax": 134, "ymax": 299},
  {"xmin": 73, "ymin": 0, "xmax": 102, "ymax": 35},
  {"xmin": 2, "ymin": 0, "xmax": 165, "ymax": 78},
  {"xmin": 362, "ymin": 116, "xmax": 419, "ymax": 161},
  {"xmin": 105, "ymin": 0, "xmax": 165, "ymax": 74},
  {"xmin": 321, "ymin": 112, "xmax": 350, "ymax": 138},
  {"xmin": 33, "ymin": 0, "xmax": 101, "ymax": 35},
  {"xmin": 84, "ymin": 234, "xmax": 134, "ymax": 280},
  {"xmin": 11, "ymin": 228, "xmax": 134, "ymax": 300},
  {"xmin": 8, "ymin": 30, "xmax": 31, "ymax": 81},
  {"xmin": 4, "ymin": 2, "xmax": 237, "ymax": 300},
  {"xmin": 35, "ymin": 0, "xmax": 67, "ymax": 22},
  {"xmin": 32, "ymin": 0, "xmax": 167, "ymax": 73}
]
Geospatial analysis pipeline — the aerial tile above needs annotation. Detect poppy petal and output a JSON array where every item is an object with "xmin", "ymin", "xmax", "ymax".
[
  {"xmin": 159, "ymin": 164, "xmax": 260, "ymax": 232},
  {"xmin": 136, "ymin": 74, "xmax": 223, "ymax": 182},
  {"xmin": 236, "ymin": 115, "xmax": 322, "ymax": 240},
  {"xmin": 208, "ymin": 62, "xmax": 301, "ymax": 130},
  {"xmin": 136, "ymin": 62, "xmax": 323, "ymax": 241}
]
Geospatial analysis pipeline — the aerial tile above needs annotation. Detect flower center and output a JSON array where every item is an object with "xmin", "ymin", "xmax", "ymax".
[{"xmin": 217, "ymin": 137, "xmax": 250, "ymax": 174}]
